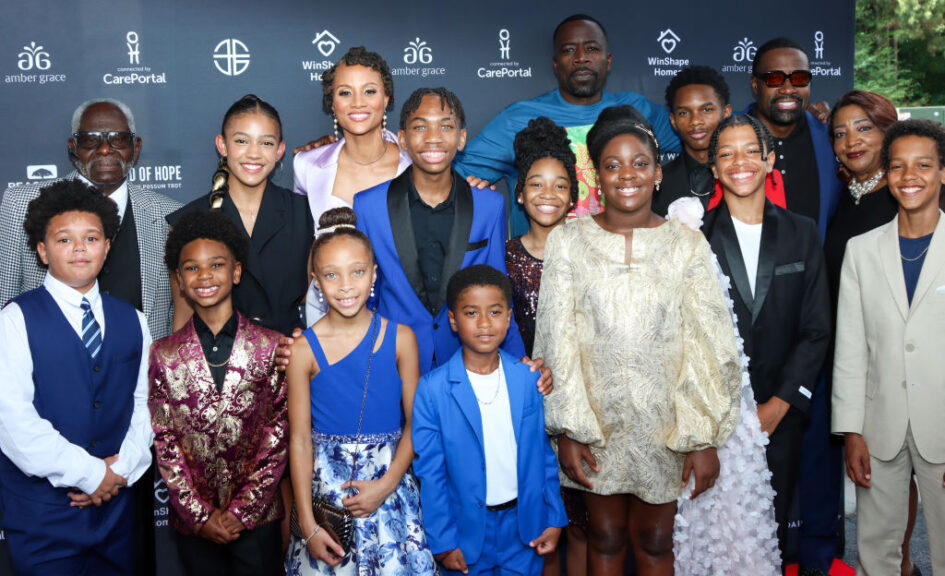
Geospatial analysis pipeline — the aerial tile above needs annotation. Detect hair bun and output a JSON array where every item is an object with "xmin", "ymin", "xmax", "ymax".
[
  {"xmin": 513, "ymin": 116, "xmax": 571, "ymax": 171},
  {"xmin": 318, "ymin": 207, "xmax": 358, "ymax": 231}
]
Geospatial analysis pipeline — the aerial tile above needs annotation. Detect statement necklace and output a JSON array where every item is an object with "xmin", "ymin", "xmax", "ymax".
[
  {"xmin": 472, "ymin": 362, "xmax": 503, "ymax": 405},
  {"xmin": 848, "ymin": 170, "xmax": 884, "ymax": 205}
]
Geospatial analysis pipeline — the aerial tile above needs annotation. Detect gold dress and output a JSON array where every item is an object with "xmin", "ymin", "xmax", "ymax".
[{"xmin": 534, "ymin": 217, "xmax": 741, "ymax": 503}]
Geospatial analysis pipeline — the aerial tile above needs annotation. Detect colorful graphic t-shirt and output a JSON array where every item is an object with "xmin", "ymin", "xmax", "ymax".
[{"xmin": 564, "ymin": 124, "xmax": 600, "ymax": 219}]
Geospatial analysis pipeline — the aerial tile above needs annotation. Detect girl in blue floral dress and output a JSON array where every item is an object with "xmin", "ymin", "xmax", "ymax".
[{"xmin": 285, "ymin": 207, "xmax": 436, "ymax": 576}]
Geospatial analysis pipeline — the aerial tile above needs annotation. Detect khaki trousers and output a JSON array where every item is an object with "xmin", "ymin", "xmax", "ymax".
[{"xmin": 855, "ymin": 424, "xmax": 945, "ymax": 575}]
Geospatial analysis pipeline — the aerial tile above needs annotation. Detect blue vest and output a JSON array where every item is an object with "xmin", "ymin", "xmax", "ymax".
[{"xmin": 0, "ymin": 287, "xmax": 142, "ymax": 503}]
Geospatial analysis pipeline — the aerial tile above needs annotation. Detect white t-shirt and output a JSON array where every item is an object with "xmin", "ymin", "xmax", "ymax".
[
  {"xmin": 466, "ymin": 363, "xmax": 518, "ymax": 506},
  {"xmin": 731, "ymin": 217, "xmax": 763, "ymax": 297}
]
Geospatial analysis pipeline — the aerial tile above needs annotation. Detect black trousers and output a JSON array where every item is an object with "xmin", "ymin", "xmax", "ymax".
[
  {"xmin": 766, "ymin": 408, "xmax": 806, "ymax": 567},
  {"xmin": 133, "ymin": 456, "xmax": 157, "ymax": 576},
  {"xmin": 174, "ymin": 519, "xmax": 282, "ymax": 576}
]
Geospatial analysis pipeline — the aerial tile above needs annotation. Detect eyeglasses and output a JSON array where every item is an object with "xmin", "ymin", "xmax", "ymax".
[
  {"xmin": 754, "ymin": 69, "xmax": 812, "ymax": 88},
  {"xmin": 71, "ymin": 131, "xmax": 137, "ymax": 150}
]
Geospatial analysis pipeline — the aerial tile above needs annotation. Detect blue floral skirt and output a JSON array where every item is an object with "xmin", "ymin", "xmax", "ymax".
[{"xmin": 285, "ymin": 431, "xmax": 437, "ymax": 576}]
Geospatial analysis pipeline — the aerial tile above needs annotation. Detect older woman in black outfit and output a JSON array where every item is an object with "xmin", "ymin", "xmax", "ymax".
[{"xmin": 825, "ymin": 90, "xmax": 921, "ymax": 576}]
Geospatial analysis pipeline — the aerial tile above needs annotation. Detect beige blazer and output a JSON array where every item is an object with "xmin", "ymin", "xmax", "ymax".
[{"xmin": 832, "ymin": 212, "xmax": 945, "ymax": 463}]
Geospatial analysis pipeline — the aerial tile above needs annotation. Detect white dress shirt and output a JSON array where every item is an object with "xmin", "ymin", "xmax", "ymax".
[
  {"xmin": 732, "ymin": 217, "xmax": 763, "ymax": 297},
  {"xmin": 0, "ymin": 274, "xmax": 153, "ymax": 495},
  {"xmin": 467, "ymin": 363, "xmax": 518, "ymax": 505}
]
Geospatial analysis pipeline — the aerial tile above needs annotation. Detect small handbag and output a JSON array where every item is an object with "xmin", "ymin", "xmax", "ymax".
[{"xmin": 290, "ymin": 314, "xmax": 379, "ymax": 555}]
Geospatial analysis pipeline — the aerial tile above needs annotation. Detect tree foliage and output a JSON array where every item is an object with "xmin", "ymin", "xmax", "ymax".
[{"xmin": 855, "ymin": 0, "xmax": 945, "ymax": 106}]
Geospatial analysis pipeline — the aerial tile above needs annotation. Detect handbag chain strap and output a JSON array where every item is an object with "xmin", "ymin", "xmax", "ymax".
[{"xmin": 345, "ymin": 312, "xmax": 379, "ymax": 493}]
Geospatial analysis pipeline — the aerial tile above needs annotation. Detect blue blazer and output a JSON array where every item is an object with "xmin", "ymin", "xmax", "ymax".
[
  {"xmin": 807, "ymin": 110, "xmax": 843, "ymax": 240},
  {"xmin": 353, "ymin": 170, "xmax": 525, "ymax": 374},
  {"xmin": 412, "ymin": 349, "xmax": 567, "ymax": 562}
]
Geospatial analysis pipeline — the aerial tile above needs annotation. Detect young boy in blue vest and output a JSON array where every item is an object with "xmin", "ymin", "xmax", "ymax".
[
  {"xmin": 412, "ymin": 264, "xmax": 567, "ymax": 576},
  {"xmin": 0, "ymin": 180, "xmax": 153, "ymax": 576}
]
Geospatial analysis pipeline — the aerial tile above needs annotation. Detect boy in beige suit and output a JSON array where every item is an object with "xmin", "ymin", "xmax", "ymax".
[{"xmin": 833, "ymin": 119, "xmax": 945, "ymax": 575}]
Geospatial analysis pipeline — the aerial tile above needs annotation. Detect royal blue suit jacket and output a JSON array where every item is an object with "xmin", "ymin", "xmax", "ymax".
[
  {"xmin": 353, "ymin": 170, "xmax": 525, "ymax": 374},
  {"xmin": 412, "ymin": 349, "xmax": 567, "ymax": 562}
]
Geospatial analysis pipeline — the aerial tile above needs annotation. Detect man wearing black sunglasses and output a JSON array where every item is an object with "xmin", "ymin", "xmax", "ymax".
[
  {"xmin": 749, "ymin": 38, "xmax": 843, "ymax": 238},
  {"xmin": 1, "ymin": 98, "xmax": 180, "ymax": 340},
  {"xmin": 749, "ymin": 38, "xmax": 845, "ymax": 576}
]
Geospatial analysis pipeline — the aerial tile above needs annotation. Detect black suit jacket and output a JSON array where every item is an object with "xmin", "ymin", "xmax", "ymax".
[
  {"xmin": 168, "ymin": 182, "xmax": 314, "ymax": 336},
  {"xmin": 702, "ymin": 199, "xmax": 830, "ymax": 414},
  {"xmin": 652, "ymin": 154, "xmax": 711, "ymax": 217}
]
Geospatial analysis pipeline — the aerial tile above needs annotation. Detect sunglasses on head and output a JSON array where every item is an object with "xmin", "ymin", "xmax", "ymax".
[{"xmin": 755, "ymin": 69, "xmax": 812, "ymax": 88}]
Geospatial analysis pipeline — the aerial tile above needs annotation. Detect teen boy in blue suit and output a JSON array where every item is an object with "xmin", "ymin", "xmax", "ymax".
[
  {"xmin": 412, "ymin": 265, "xmax": 567, "ymax": 576},
  {"xmin": 353, "ymin": 88, "xmax": 526, "ymax": 374}
]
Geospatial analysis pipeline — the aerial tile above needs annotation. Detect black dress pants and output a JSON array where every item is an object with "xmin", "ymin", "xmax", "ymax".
[
  {"xmin": 766, "ymin": 408, "xmax": 806, "ymax": 567},
  {"xmin": 174, "ymin": 519, "xmax": 282, "ymax": 576}
]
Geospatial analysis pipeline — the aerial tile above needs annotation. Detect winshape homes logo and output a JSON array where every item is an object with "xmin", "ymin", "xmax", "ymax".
[
  {"xmin": 301, "ymin": 29, "xmax": 340, "ymax": 82},
  {"xmin": 476, "ymin": 28, "xmax": 532, "ymax": 80},
  {"xmin": 103, "ymin": 31, "xmax": 167, "ymax": 85},
  {"xmin": 646, "ymin": 28, "xmax": 689, "ymax": 77}
]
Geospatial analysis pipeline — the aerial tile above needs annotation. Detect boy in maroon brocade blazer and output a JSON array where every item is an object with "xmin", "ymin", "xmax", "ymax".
[{"xmin": 148, "ymin": 211, "xmax": 287, "ymax": 576}]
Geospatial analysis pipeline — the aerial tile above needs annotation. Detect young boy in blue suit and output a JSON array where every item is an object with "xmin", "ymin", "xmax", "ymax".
[
  {"xmin": 0, "ymin": 181, "xmax": 153, "ymax": 576},
  {"xmin": 412, "ymin": 265, "xmax": 567, "ymax": 576}
]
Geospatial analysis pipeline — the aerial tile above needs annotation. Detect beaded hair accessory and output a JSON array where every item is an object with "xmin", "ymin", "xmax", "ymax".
[
  {"xmin": 316, "ymin": 223, "xmax": 357, "ymax": 237},
  {"xmin": 630, "ymin": 123, "xmax": 660, "ymax": 156}
]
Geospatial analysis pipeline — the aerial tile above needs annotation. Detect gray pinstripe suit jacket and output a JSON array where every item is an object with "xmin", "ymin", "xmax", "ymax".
[{"xmin": 0, "ymin": 172, "xmax": 181, "ymax": 339}]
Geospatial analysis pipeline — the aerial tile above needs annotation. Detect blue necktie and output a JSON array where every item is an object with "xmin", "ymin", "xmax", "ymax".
[{"xmin": 80, "ymin": 297, "xmax": 103, "ymax": 360}]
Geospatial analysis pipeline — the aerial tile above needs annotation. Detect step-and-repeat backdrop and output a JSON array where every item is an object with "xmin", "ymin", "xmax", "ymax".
[{"xmin": 0, "ymin": 1, "xmax": 853, "ymax": 574}]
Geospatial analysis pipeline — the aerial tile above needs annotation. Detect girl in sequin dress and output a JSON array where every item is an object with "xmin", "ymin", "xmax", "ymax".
[
  {"xmin": 504, "ymin": 117, "xmax": 585, "ymax": 576},
  {"xmin": 284, "ymin": 207, "xmax": 436, "ymax": 576}
]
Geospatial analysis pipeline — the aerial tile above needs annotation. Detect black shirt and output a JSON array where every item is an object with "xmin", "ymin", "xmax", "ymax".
[
  {"xmin": 408, "ymin": 172, "xmax": 456, "ymax": 314},
  {"xmin": 682, "ymin": 151, "xmax": 715, "ymax": 201},
  {"xmin": 192, "ymin": 312, "xmax": 238, "ymax": 392},
  {"xmin": 767, "ymin": 114, "xmax": 821, "ymax": 224},
  {"xmin": 823, "ymin": 185, "xmax": 898, "ymax": 304}
]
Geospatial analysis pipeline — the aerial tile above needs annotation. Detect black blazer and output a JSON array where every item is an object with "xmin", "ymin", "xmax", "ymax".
[
  {"xmin": 168, "ymin": 182, "xmax": 314, "ymax": 336},
  {"xmin": 652, "ymin": 154, "xmax": 711, "ymax": 217},
  {"xmin": 702, "ymin": 199, "xmax": 830, "ymax": 414}
]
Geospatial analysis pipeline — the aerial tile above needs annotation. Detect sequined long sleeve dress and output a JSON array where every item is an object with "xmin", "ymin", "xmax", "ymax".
[{"xmin": 534, "ymin": 217, "xmax": 742, "ymax": 503}]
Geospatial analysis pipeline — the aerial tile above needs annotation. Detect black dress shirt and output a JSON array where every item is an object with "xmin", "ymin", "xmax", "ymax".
[
  {"xmin": 682, "ymin": 152, "xmax": 715, "ymax": 200},
  {"xmin": 193, "ymin": 312, "xmax": 238, "ymax": 392},
  {"xmin": 408, "ymin": 172, "xmax": 457, "ymax": 314},
  {"xmin": 765, "ymin": 114, "xmax": 821, "ymax": 224}
]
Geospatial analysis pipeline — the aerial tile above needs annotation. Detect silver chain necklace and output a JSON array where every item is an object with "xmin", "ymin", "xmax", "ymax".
[
  {"xmin": 848, "ymin": 170, "xmax": 884, "ymax": 205},
  {"xmin": 473, "ymin": 362, "xmax": 503, "ymax": 405}
]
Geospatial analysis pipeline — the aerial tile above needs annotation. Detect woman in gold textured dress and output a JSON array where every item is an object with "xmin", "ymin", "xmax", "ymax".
[{"xmin": 533, "ymin": 106, "xmax": 742, "ymax": 576}]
